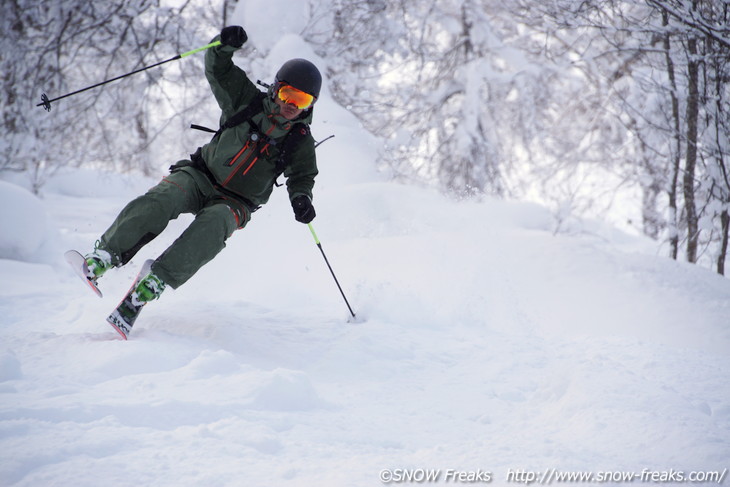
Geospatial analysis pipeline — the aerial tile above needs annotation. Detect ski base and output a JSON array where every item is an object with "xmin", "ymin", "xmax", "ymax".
[
  {"xmin": 107, "ymin": 304, "xmax": 141, "ymax": 340},
  {"xmin": 64, "ymin": 250, "xmax": 103, "ymax": 298}
]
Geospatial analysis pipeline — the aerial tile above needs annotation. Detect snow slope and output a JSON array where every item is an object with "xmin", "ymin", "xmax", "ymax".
[
  {"xmin": 2, "ymin": 150, "xmax": 730, "ymax": 486},
  {"xmin": 2, "ymin": 22, "xmax": 729, "ymax": 487}
]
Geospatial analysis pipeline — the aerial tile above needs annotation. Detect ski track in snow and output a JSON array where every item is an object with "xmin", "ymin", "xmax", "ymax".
[{"xmin": 1, "ymin": 170, "xmax": 729, "ymax": 487}]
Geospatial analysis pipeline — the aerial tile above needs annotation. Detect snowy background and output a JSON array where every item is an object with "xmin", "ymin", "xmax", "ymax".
[{"xmin": 2, "ymin": 3, "xmax": 730, "ymax": 487}]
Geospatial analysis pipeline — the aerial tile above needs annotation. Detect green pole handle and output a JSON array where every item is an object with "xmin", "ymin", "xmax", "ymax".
[
  {"xmin": 308, "ymin": 223, "xmax": 321, "ymax": 245},
  {"xmin": 180, "ymin": 40, "xmax": 221, "ymax": 58}
]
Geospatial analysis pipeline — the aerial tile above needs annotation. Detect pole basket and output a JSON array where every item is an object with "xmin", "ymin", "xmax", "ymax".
[{"xmin": 40, "ymin": 93, "xmax": 51, "ymax": 111}]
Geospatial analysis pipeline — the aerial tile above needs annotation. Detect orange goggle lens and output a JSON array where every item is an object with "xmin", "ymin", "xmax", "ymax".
[{"xmin": 277, "ymin": 84, "xmax": 315, "ymax": 109}]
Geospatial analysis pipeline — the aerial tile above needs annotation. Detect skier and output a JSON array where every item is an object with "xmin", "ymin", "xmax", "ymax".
[{"xmin": 78, "ymin": 26, "xmax": 321, "ymax": 322}]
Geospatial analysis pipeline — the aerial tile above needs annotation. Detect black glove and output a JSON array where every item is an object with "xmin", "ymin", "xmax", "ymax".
[
  {"xmin": 292, "ymin": 195, "xmax": 316, "ymax": 224},
  {"xmin": 220, "ymin": 26, "xmax": 247, "ymax": 48}
]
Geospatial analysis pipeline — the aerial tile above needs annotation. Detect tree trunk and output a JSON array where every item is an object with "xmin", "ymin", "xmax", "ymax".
[
  {"xmin": 684, "ymin": 33, "xmax": 700, "ymax": 263},
  {"xmin": 662, "ymin": 10, "xmax": 682, "ymax": 260},
  {"xmin": 719, "ymin": 210, "xmax": 729, "ymax": 275}
]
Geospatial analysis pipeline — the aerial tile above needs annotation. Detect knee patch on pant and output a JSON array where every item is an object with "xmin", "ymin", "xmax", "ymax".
[{"xmin": 203, "ymin": 203, "xmax": 242, "ymax": 237}]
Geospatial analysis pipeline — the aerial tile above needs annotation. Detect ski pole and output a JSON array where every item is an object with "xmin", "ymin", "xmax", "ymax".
[
  {"xmin": 37, "ymin": 40, "xmax": 222, "ymax": 111},
  {"xmin": 307, "ymin": 223, "xmax": 356, "ymax": 319}
]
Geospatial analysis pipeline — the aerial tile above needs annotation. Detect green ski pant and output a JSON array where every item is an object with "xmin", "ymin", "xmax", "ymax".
[{"xmin": 99, "ymin": 168, "xmax": 251, "ymax": 288}]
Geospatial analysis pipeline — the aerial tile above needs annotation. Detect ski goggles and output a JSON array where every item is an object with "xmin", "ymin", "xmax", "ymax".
[{"xmin": 276, "ymin": 83, "xmax": 316, "ymax": 110}]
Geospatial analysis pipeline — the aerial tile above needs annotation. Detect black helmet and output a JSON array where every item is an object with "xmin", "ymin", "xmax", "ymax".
[{"xmin": 275, "ymin": 58, "xmax": 322, "ymax": 99}]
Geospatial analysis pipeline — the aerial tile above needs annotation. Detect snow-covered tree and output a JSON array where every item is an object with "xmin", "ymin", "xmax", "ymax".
[
  {"xmin": 0, "ymin": 0, "xmax": 228, "ymax": 191},
  {"xmin": 3, "ymin": 0, "xmax": 728, "ymax": 273},
  {"xmin": 506, "ymin": 0, "xmax": 729, "ymax": 273}
]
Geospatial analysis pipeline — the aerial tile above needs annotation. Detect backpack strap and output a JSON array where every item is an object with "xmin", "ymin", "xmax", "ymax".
[
  {"xmin": 190, "ymin": 90, "xmax": 310, "ymax": 187},
  {"xmin": 273, "ymin": 123, "xmax": 310, "ymax": 186},
  {"xmin": 219, "ymin": 91, "xmax": 267, "ymax": 133},
  {"xmin": 190, "ymin": 91, "xmax": 267, "ymax": 137}
]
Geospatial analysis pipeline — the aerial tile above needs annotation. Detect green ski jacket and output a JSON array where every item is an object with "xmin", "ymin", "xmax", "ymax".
[{"xmin": 197, "ymin": 37, "xmax": 318, "ymax": 208}]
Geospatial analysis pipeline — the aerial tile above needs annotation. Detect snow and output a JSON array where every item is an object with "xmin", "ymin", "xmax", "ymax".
[
  {"xmin": 0, "ymin": 181, "xmax": 52, "ymax": 263},
  {"xmin": 3, "ymin": 160, "xmax": 730, "ymax": 487},
  {"xmin": 239, "ymin": 0, "xmax": 310, "ymax": 56},
  {"xmin": 2, "ymin": 26, "xmax": 729, "ymax": 487}
]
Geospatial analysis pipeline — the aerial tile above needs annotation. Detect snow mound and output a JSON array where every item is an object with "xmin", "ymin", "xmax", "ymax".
[
  {"xmin": 248, "ymin": 368, "xmax": 327, "ymax": 411},
  {"xmin": 0, "ymin": 180, "xmax": 52, "ymax": 262},
  {"xmin": 237, "ymin": 1, "xmax": 310, "ymax": 56}
]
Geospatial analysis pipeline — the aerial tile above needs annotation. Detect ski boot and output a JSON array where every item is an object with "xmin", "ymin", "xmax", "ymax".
[
  {"xmin": 107, "ymin": 263, "xmax": 166, "ymax": 339},
  {"xmin": 131, "ymin": 271, "xmax": 167, "ymax": 306},
  {"xmin": 84, "ymin": 245, "xmax": 113, "ymax": 282}
]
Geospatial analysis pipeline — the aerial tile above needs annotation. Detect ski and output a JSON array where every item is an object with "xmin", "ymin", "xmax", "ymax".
[
  {"xmin": 64, "ymin": 250, "xmax": 103, "ymax": 298},
  {"xmin": 106, "ymin": 259, "xmax": 154, "ymax": 340}
]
